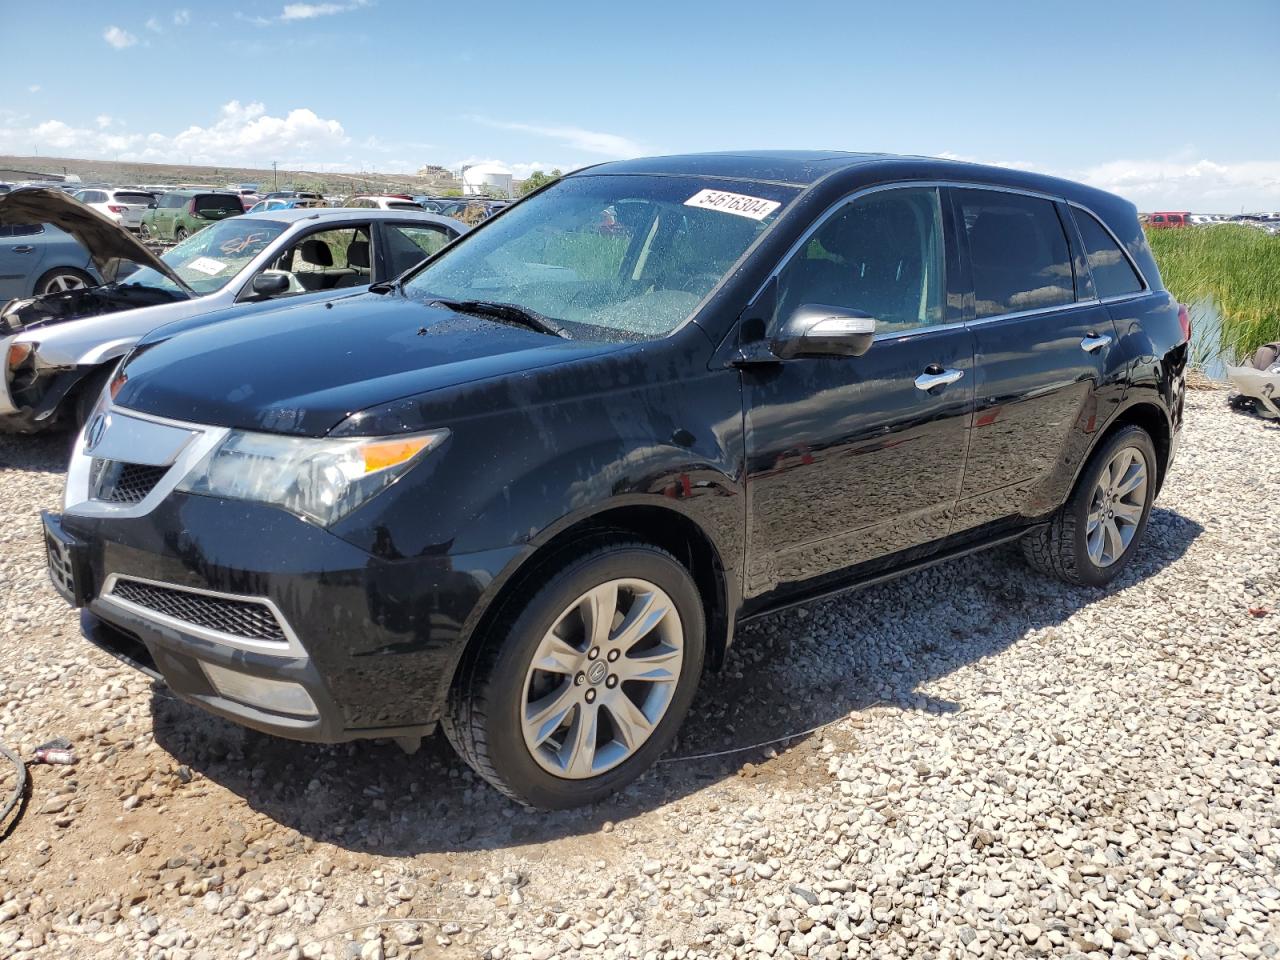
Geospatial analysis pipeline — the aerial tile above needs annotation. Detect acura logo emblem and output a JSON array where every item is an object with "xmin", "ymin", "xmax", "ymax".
[{"xmin": 84, "ymin": 413, "xmax": 107, "ymax": 453}]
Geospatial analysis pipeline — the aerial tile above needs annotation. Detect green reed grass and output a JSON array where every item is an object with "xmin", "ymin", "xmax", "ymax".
[{"xmin": 1147, "ymin": 225, "xmax": 1280, "ymax": 365}]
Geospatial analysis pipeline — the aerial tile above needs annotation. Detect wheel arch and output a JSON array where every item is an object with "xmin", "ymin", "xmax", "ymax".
[
  {"xmin": 1088, "ymin": 399, "xmax": 1173, "ymax": 495},
  {"xmin": 441, "ymin": 500, "xmax": 735, "ymax": 714}
]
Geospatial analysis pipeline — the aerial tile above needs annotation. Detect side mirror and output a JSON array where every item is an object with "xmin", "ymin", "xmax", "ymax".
[
  {"xmin": 251, "ymin": 273, "xmax": 290, "ymax": 297},
  {"xmin": 771, "ymin": 304, "xmax": 876, "ymax": 359},
  {"xmin": 147, "ymin": 202, "xmax": 157, "ymax": 209}
]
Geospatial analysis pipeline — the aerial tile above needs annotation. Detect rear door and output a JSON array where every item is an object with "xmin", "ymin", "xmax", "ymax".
[
  {"xmin": 742, "ymin": 185, "xmax": 975, "ymax": 595},
  {"xmin": 0, "ymin": 224, "xmax": 48, "ymax": 299},
  {"xmin": 949, "ymin": 186, "xmax": 1124, "ymax": 531}
]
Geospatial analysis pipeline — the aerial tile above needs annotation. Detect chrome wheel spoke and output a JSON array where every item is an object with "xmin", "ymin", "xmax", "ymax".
[
  {"xmin": 610, "ymin": 589, "xmax": 669, "ymax": 651},
  {"xmin": 1103, "ymin": 519, "xmax": 1124, "ymax": 564},
  {"xmin": 582, "ymin": 582, "xmax": 619, "ymax": 649},
  {"xmin": 530, "ymin": 635, "xmax": 582, "ymax": 675},
  {"xmin": 617, "ymin": 644, "xmax": 681, "ymax": 683},
  {"xmin": 561, "ymin": 703, "xmax": 599, "ymax": 777},
  {"xmin": 603, "ymin": 691, "xmax": 653, "ymax": 750},
  {"xmin": 1114, "ymin": 502, "xmax": 1143, "ymax": 525},
  {"xmin": 525, "ymin": 682, "xmax": 577, "ymax": 746},
  {"xmin": 1087, "ymin": 524, "xmax": 1105, "ymax": 564},
  {"xmin": 1115, "ymin": 462, "xmax": 1145, "ymax": 497},
  {"xmin": 1086, "ymin": 509, "xmax": 1103, "ymax": 534}
]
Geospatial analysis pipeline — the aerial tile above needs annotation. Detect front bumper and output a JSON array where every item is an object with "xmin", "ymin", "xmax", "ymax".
[{"xmin": 52, "ymin": 494, "xmax": 520, "ymax": 743}]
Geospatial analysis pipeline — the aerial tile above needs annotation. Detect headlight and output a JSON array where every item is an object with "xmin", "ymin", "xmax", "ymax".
[{"xmin": 177, "ymin": 428, "xmax": 448, "ymax": 526}]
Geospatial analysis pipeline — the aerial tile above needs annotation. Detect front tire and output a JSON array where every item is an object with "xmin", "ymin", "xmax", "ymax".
[
  {"xmin": 1022, "ymin": 425, "xmax": 1157, "ymax": 587},
  {"xmin": 36, "ymin": 267, "xmax": 93, "ymax": 296},
  {"xmin": 443, "ymin": 541, "xmax": 705, "ymax": 808}
]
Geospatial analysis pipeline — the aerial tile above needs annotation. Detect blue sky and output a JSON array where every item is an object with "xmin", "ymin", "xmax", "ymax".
[{"xmin": 2, "ymin": 0, "xmax": 1278, "ymax": 209}]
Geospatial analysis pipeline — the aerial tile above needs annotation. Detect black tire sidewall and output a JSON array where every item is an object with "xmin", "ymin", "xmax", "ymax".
[
  {"xmin": 1070, "ymin": 427, "xmax": 1158, "ymax": 586},
  {"xmin": 477, "ymin": 545, "xmax": 704, "ymax": 809}
]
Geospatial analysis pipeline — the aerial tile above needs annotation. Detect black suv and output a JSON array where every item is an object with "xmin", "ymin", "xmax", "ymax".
[{"xmin": 45, "ymin": 152, "xmax": 1187, "ymax": 808}]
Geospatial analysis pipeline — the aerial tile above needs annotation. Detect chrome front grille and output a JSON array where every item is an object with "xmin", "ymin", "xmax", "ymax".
[
  {"xmin": 91, "ymin": 460, "xmax": 170, "ymax": 504},
  {"xmin": 109, "ymin": 578, "xmax": 288, "ymax": 644}
]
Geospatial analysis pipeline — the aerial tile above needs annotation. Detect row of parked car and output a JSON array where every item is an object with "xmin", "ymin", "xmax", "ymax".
[
  {"xmin": 6, "ymin": 153, "xmax": 1190, "ymax": 809},
  {"xmin": 1144, "ymin": 210, "xmax": 1280, "ymax": 233},
  {"xmin": 0, "ymin": 186, "xmax": 468, "ymax": 428}
]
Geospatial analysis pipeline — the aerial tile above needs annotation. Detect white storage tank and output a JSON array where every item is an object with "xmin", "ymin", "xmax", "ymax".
[{"xmin": 462, "ymin": 163, "xmax": 513, "ymax": 197}]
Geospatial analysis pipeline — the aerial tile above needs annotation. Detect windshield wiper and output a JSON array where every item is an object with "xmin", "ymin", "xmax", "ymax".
[{"xmin": 430, "ymin": 298, "xmax": 572, "ymax": 339}]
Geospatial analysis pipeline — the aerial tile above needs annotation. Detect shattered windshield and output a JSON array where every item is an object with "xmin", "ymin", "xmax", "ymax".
[
  {"xmin": 125, "ymin": 219, "xmax": 288, "ymax": 296},
  {"xmin": 403, "ymin": 174, "xmax": 799, "ymax": 340}
]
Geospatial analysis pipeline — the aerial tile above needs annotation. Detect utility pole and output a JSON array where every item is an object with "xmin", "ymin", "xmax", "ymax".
[{"xmin": 272, "ymin": 161, "xmax": 278, "ymax": 192}]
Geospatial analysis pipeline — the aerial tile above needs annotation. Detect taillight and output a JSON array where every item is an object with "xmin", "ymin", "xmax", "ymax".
[
  {"xmin": 1177, "ymin": 302, "xmax": 1192, "ymax": 343},
  {"xmin": 188, "ymin": 198, "xmax": 198, "ymax": 214},
  {"xmin": 107, "ymin": 204, "xmax": 125, "ymax": 213}
]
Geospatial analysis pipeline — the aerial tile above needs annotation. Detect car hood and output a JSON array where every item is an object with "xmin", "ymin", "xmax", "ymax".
[
  {"xmin": 0, "ymin": 281, "xmax": 189, "ymax": 338},
  {"xmin": 0, "ymin": 187, "xmax": 193, "ymax": 291},
  {"xmin": 113, "ymin": 293, "xmax": 626, "ymax": 436}
]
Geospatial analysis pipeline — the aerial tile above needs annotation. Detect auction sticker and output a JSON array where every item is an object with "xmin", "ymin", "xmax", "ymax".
[
  {"xmin": 684, "ymin": 189, "xmax": 781, "ymax": 221},
  {"xmin": 186, "ymin": 257, "xmax": 227, "ymax": 276}
]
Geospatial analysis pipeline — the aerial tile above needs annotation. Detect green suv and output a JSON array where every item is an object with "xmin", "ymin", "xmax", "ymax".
[{"xmin": 141, "ymin": 190, "xmax": 243, "ymax": 242}]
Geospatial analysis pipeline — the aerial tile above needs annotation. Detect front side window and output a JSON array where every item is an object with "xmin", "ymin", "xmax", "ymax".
[
  {"xmin": 957, "ymin": 189, "xmax": 1074, "ymax": 319},
  {"xmin": 258, "ymin": 225, "xmax": 373, "ymax": 295},
  {"xmin": 775, "ymin": 187, "xmax": 946, "ymax": 335},
  {"xmin": 122, "ymin": 218, "xmax": 288, "ymax": 295},
  {"xmin": 404, "ymin": 174, "xmax": 799, "ymax": 340},
  {"xmin": 1074, "ymin": 209, "xmax": 1144, "ymax": 299}
]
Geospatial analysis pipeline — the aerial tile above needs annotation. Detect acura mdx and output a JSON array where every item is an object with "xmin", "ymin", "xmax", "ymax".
[{"xmin": 43, "ymin": 152, "xmax": 1188, "ymax": 808}]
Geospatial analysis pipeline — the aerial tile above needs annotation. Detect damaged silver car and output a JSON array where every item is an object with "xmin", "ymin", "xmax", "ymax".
[{"xmin": 0, "ymin": 187, "xmax": 467, "ymax": 432}]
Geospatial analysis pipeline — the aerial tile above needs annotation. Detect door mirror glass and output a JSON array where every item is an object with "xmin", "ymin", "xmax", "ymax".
[
  {"xmin": 251, "ymin": 272, "xmax": 290, "ymax": 297},
  {"xmin": 772, "ymin": 304, "xmax": 876, "ymax": 359},
  {"xmin": 147, "ymin": 202, "xmax": 157, "ymax": 209}
]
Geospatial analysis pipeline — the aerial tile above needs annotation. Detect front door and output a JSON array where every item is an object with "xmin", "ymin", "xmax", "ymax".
[{"xmin": 742, "ymin": 186, "xmax": 975, "ymax": 596}]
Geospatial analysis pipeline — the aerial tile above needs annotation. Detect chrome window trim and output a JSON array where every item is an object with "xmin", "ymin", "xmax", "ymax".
[
  {"xmin": 754, "ymin": 179, "xmax": 1156, "ymax": 339},
  {"xmin": 95, "ymin": 573, "xmax": 307, "ymax": 658},
  {"xmin": 1066, "ymin": 201, "xmax": 1151, "ymax": 295}
]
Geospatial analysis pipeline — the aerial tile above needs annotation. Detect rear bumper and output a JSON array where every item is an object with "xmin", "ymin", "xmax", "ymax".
[{"xmin": 55, "ymin": 495, "xmax": 521, "ymax": 742}]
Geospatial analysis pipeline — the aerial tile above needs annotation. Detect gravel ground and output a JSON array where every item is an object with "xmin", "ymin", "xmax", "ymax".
[{"xmin": 0, "ymin": 389, "xmax": 1277, "ymax": 960}]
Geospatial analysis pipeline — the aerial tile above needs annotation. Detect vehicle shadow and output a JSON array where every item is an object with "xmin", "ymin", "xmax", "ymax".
[{"xmin": 150, "ymin": 505, "xmax": 1202, "ymax": 855}]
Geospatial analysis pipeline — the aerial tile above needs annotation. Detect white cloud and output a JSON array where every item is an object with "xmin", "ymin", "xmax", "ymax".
[
  {"xmin": 96, "ymin": 114, "xmax": 113, "ymax": 129},
  {"xmin": 145, "ymin": 16, "xmax": 163, "ymax": 32},
  {"xmin": 280, "ymin": 0, "xmax": 368, "ymax": 21},
  {"xmin": 0, "ymin": 101, "xmax": 351, "ymax": 168},
  {"xmin": 938, "ymin": 150, "xmax": 1280, "ymax": 212},
  {"xmin": 103, "ymin": 25, "xmax": 138, "ymax": 49},
  {"xmin": 27, "ymin": 85, "xmax": 40, "ymax": 94},
  {"xmin": 474, "ymin": 118, "xmax": 645, "ymax": 159},
  {"xmin": 172, "ymin": 8, "xmax": 191, "ymax": 25}
]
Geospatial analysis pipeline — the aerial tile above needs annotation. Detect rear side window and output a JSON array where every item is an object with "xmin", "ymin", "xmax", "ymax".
[
  {"xmin": 1074, "ymin": 209, "xmax": 1143, "ymax": 299},
  {"xmin": 0, "ymin": 224, "xmax": 43, "ymax": 238},
  {"xmin": 957, "ymin": 189, "xmax": 1074, "ymax": 319}
]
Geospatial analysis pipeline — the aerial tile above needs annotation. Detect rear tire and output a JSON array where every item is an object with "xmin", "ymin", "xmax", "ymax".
[
  {"xmin": 174, "ymin": 226, "xmax": 188, "ymax": 242},
  {"xmin": 443, "ymin": 541, "xmax": 705, "ymax": 808},
  {"xmin": 1022, "ymin": 425, "xmax": 1157, "ymax": 587}
]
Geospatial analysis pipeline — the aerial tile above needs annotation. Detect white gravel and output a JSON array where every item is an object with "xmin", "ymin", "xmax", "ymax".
[{"xmin": 0, "ymin": 388, "xmax": 1277, "ymax": 960}]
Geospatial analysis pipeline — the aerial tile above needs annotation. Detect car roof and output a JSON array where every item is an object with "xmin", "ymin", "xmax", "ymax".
[
  {"xmin": 236, "ymin": 208, "xmax": 468, "ymax": 231},
  {"xmin": 581, "ymin": 150, "xmax": 1120, "ymax": 204}
]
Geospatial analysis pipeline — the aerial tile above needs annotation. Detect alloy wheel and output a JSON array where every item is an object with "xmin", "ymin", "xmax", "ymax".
[
  {"xmin": 1086, "ymin": 446, "xmax": 1148, "ymax": 567},
  {"xmin": 520, "ymin": 578, "xmax": 684, "ymax": 779},
  {"xmin": 40, "ymin": 272, "xmax": 88, "ymax": 295}
]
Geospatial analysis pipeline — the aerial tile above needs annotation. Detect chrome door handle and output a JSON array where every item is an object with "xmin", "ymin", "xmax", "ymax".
[
  {"xmin": 1080, "ymin": 333, "xmax": 1113, "ymax": 353},
  {"xmin": 10, "ymin": 245, "xmax": 33, "ymax": 253},
  {"xmin": 914, "ymin": 367, "xmax": 965, "ymax": 391}
]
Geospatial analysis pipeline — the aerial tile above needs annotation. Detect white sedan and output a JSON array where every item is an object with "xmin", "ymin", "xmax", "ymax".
[{"xmin": 72, "ymin": 188, "xmax": 155, "ymax": 232}]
